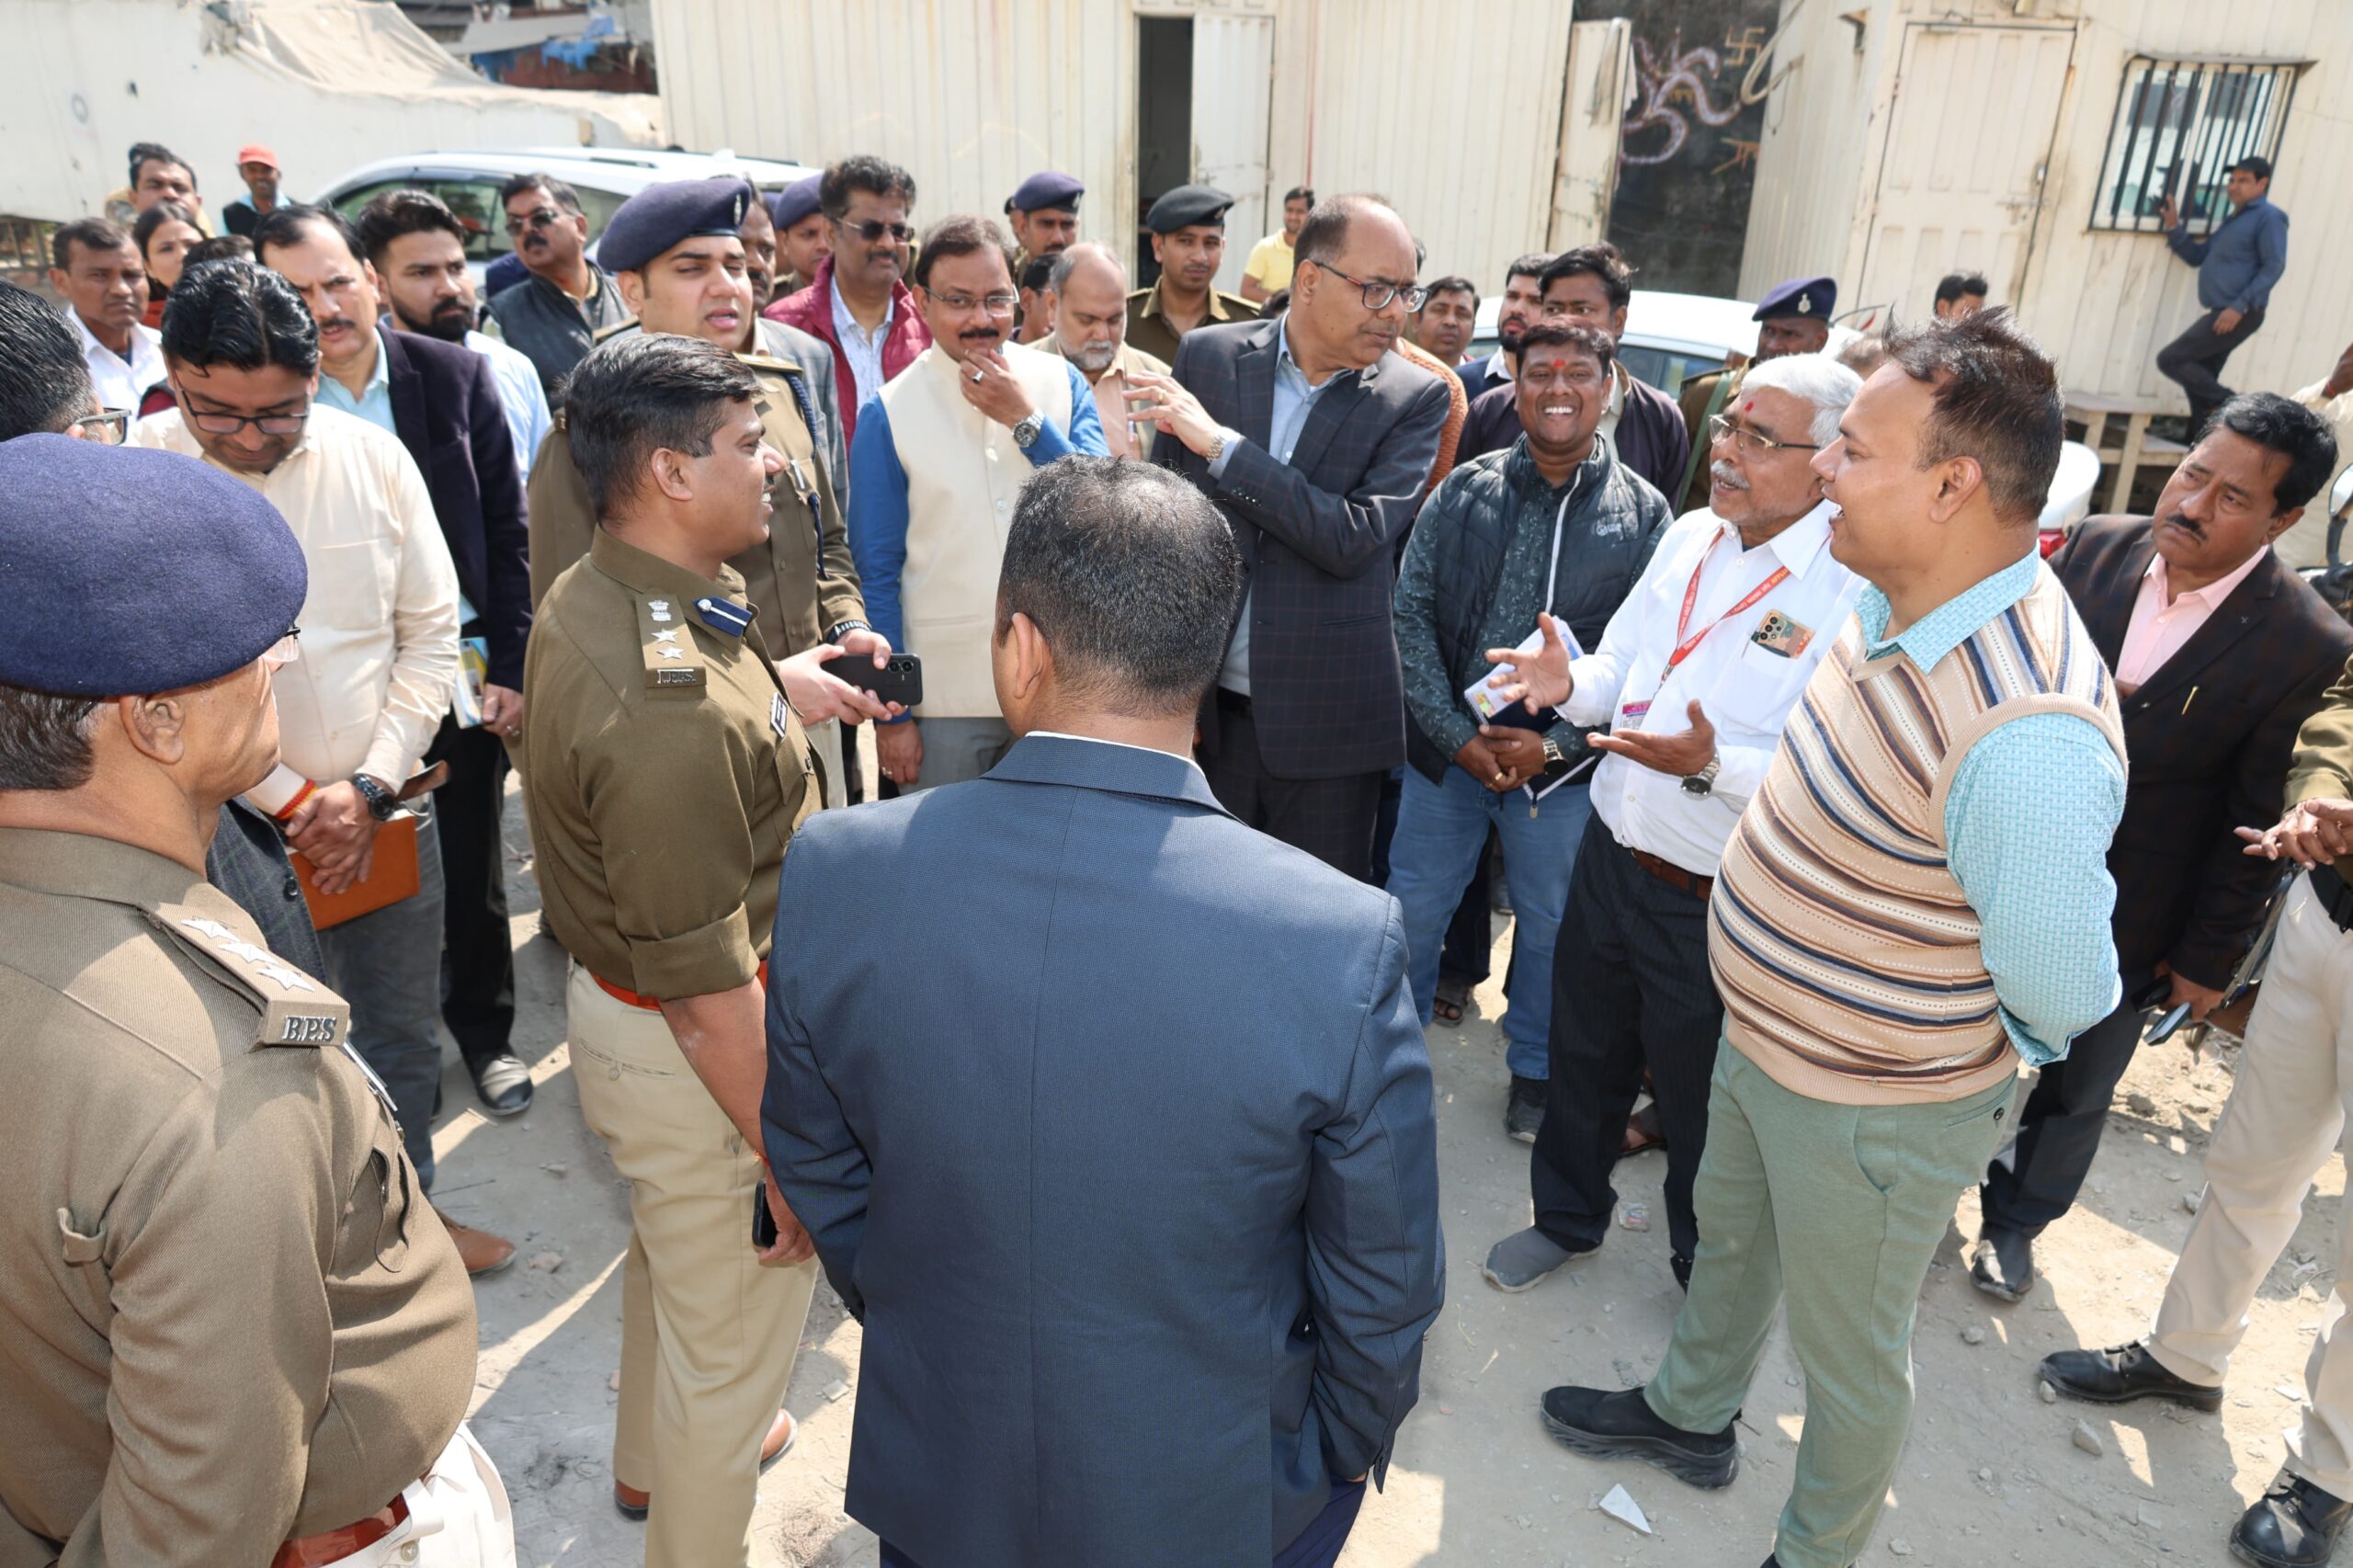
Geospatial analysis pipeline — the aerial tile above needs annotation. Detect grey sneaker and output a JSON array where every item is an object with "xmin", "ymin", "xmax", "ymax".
[
  {"xmin": 1505, "ymin": 1074, "xmax": 1546, "ymax": 1142},
  {"xmin": 1483, "ymin": 1225, "xmax": 1590, "ymax": 1291}
]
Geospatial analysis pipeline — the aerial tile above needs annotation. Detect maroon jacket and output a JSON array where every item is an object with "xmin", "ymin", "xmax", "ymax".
[{"xmin": 761, "ymin": 256, "xmax": 931, "ymax": 443}]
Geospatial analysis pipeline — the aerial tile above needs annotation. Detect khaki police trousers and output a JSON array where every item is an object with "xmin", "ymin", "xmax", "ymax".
[
  {"xmin": 2151, "ymin": 876, "xmax": 2353, "ymax": 1496},
  {"xmin": 568, "ymin": 964, "xmax": 816, "ymax": 1568}
]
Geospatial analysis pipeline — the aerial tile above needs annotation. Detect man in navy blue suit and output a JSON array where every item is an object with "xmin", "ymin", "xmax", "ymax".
[{"xmin": 764, "ymin": 456, "xmax": 1446, "ymax": 1568}]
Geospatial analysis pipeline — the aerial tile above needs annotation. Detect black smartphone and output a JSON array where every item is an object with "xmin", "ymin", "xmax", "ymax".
[
  {"xmin": 834, "ymin": 650, "xmax": 923, "ymax": 710},
  {"xmin": 753, "ymin": 1184, "xmax": 779, "ymax": 1249}
]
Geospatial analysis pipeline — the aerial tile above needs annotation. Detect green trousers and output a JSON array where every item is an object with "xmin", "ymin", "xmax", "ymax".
[{"xmin": 1643, "ymin": 1039, "xmax": 2015, "ymax": 1568}]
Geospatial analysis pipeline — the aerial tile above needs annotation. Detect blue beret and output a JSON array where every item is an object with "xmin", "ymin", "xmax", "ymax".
[
  {"xmin": 597, "ymin": 176, "xmax": 755, "ymax": 275},
  {"xmin": 767, "ymin": 174, "xmax": 823, "ymax": 231},
  {"xmin": 1006, "ymin": 170, "xmax": 1085, "ymax": 215},
  {"xmin": 0, "ymin": 436, "xmax": 307, "ymax": 696},
  {"xmin": 1144, "ymin": 183, "xmax": 1233, "ymax": 234},
  {"xmin": 1755, "ymin": 275, "xmax": 1837, "ymax": 323}
]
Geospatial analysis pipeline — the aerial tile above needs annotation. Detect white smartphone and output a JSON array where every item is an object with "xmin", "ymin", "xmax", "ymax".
[{"xmin": 1465, "ymin": 622, "xmax": 1584, "ymax": 721}]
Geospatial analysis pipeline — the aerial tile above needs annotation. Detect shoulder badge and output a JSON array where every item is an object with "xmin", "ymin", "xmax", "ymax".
[
  {"xmin": 638, "ymin": 596, "xmax": 705, "ymax": 688},
  {"xmin": 158, "ymin": 912, "xmax": 353, "ymax": 1049}
]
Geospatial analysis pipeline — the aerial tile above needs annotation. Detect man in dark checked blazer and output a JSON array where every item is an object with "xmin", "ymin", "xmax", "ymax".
[{"xmin": 1131, "ymin": 193, "xmax": 1450, "ymax": 879}]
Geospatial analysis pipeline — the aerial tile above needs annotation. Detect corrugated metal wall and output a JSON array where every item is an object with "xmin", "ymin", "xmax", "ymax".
[
  {"xmin": 650, "ymin": 0, "xmax": 1137, "ymax": 268},
  {"xmin": 1745, "ymin": 0, "xmax": 2353, "ymax": 402}
]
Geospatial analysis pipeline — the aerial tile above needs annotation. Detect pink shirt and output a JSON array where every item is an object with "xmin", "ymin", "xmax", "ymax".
[{"xmin": 2113, "ymin": 545, "xmax": 2268, "ymax": 687}]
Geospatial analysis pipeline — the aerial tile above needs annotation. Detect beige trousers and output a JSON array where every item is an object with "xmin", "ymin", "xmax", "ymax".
[
  {"xmin": 567, "ymin": 964, "xmax": 816, "ymax": 1568},
  {"xmin": 2152, "ymin": 876, "xmax": 2353, "ymax": 1494}
]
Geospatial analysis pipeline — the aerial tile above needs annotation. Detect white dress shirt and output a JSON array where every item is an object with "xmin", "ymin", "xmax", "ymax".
[
  {"xmin": 72, "ymin": 312, "xmax": 166, "ymax": 416},
  {"xmin": 1563, "ymin": 501, "xmax": 1864, "ymax": 876},
  {"xmin": 832, "ymin": 276, "xmax": 895, "ymax": 413},
  {"xmin": 131, "ymin": 406, "xmax": 461, "ymax": 787}
]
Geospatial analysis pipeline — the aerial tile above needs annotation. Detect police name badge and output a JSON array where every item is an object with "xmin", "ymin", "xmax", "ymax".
[{"xmin": 771, "ymin": 691, "xmax": 794, "ymax": 739}]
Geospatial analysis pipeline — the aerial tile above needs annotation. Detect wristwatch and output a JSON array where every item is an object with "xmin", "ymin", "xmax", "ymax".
[
  {"xmin": 1010, "ymin": 413, "xmax": 1044, "ymax": 450},
  {"xmin": 1681, "ymin": 754, "xmax": 1722, "ymax": 798},
  {"xmin": 1204, "ymin": 428, "xmax": 1229, "ymax": 465},
  {"xmin": 350, "ymin": 773, "xmax": 399, "ymax": 822},
  {"xmin": 1540, "ymin": 734, "xmax": 1565, "ymax": 769}
]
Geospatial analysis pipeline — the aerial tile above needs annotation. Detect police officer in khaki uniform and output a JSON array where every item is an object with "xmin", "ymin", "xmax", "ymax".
[
  {"xmin": 0, "ymin": 435, "xmax": 510, "ymax": 1567},
  {"xmin": 1124, "ymin": 183, "xmax": 1262, "ymax": 367},
  {"xmin": 525, "ymin": 177, "xmax": 892, "ymax": 806},
  {"xmin": 518, "ymin": 334, "xmax": 896, "ymax": 1567}
]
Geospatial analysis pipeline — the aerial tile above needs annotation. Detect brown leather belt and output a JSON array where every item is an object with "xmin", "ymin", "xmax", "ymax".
[
  {"xmin": 1631, "ymin": 847, "xmax": 1712, "ymax": 902},
  {"xmin": 271, "ymin": 1494, "xmax": 408, "ymax": 1568},
  {"xmin": 594, "ymin": 960, "xmax": 768, "ymax": 1011}
]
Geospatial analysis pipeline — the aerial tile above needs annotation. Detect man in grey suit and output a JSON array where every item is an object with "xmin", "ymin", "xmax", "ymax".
[
  {"xmin": 764, "ymin": 457, "xmax": 1446, "ymax": 1568},
  {"xmin": 1129, "ymin": 193, "xmax": 1451, "ymax": 880}
]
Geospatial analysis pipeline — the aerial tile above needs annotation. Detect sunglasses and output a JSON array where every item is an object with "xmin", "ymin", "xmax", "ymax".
[{"xmin": 839, "ymin": 219, "xmax": 915, "ymax": 244}]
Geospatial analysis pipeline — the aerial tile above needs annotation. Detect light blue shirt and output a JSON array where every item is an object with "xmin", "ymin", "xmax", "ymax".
[
  {"xmin": 847, "ymin": 356, "xmax": 1111, "ymax": 721},
  {"xmin": 1854, "ymin": 550, "xmax": 2126, "ymax": 1066},
  {"xmin": 832, "ymin": 276, "xmax": 894, "ymax": 413},
  {"xmin": 466, "ymin": 328, "xmax": 552, "ymax": 475},
  {"xmin": 315, "ymin": 326, "xmax": 395, "ymax": 434},
  {"xmin": 1212, "ymin": 319, "xmax": 1342, "ymax": 694}
]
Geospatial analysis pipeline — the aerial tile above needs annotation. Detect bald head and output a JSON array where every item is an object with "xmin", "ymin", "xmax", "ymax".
[
  {"xmin": 1292, "ymin": 194, "xmax": 1415, "ymax": 370},
  {"xmin": 1049, "ymin": 242, "xmax": 1131, "ymax": 376}
]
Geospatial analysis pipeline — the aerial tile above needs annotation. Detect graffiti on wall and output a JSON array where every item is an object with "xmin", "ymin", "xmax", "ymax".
[{"xmin": 1620, "ymin": 36, "xmax": 1744, "ymax": 166}]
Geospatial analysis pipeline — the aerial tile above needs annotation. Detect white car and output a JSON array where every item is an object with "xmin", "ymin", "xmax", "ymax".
[{"xmin": 314, "ymin": 147, "xmax": 819, "ymax": 282}]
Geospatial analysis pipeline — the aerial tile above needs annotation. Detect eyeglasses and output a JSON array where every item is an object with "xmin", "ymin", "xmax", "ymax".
[
  {"xmin": 921, "ymin": 288, "xmax": 1017, "ymax": 314},
  {"xmin": 503, "ymin": 208, "xmax": 566, "ymax": 236},
  {"xmin": 1311, "ymin": 263, "xmax": 1427, "ymax": 312},
  {"xmin": 840, "ymin": 219, "xmax": 915, "ymax": 244},
  {"xmin": 175, "ymin": 388, "xmax": 310, "ymax": 437},
  {"xmin": 1709, "ymin": 413, "xmax": 1822, "ymax": 457},
  {"xmin": 261, "ymin": 627, "xmax": 301, "ymax": 669},
  {"xmin": 69, "ymin": 408, "xmax": 131, "ymax": 446}
]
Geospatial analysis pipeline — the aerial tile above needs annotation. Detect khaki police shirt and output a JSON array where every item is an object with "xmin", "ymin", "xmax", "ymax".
[
  {"xmin": 0, "ymin": 829, "xmax": 475, "ymax": 1567},
  {"xmin": 520, "ymin": 529, "xmax": 820, "ymax": 999},
  {"xmin": 1121, "ymin": 281, "xmax": 1262, "ymax": 368},
  {"xmin": 2288, "ymin": 654, "xmax": 2353, "ymax": 807},
  {"xmin": 527, "ymin": 339, "xmax": 863, "ymax": 660}
]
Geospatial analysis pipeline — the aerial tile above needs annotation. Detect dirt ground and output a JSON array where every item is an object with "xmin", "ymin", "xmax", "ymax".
[{"xmin": 440, "ymin": 778, "xmax": 2342, "ymax": 1567}]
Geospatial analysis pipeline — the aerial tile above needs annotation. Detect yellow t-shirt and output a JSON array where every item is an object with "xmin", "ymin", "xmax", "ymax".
[{"xmin": 1244, "ymin": 232, "xmax": 1295, "ymax": 292}]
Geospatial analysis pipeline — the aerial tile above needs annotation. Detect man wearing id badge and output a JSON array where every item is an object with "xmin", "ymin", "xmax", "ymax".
[
  {"xmin": 1477, "ymin": 351, "xmax": 1866, "ymax": 1296},
  {"xmin": 1388, "ymin": 321, "xmax": 1671, "ymax": 1138}
]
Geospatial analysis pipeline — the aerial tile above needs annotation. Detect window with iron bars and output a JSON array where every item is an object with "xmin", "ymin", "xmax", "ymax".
[{"xmin": 2090, "ymin": 56, "xmax": 2302, "ymax": 234}]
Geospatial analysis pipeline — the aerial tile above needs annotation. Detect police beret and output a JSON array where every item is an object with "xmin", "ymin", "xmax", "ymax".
[
  {"xmin": 0, "ymin": 435, "xmax": 307, "ymax": 696},
  {"xmin": 767, "ymin": 174, "xmax": 823, "ymax": 231},
  {"xmin": 598, "ymin": 176, "xmax": 755, "ymax": 275},
  {"xmin": 1144, "ymin": 183, "xmax": 1233, "ymax": 234},
  {"xmin": 1005, "ymin": 170, "xmax": 1085, "ymax": 215},
  {"xmin": 1754, "ymin": 275, "xmax": 1837, "ymax": 323}
]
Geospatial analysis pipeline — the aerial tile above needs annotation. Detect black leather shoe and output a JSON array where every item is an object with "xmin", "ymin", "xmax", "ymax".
[
  {"xmin": 1539, "ymin": 1385, "xmax": 1737, "ymax": 1489},
  {"xmin": 1970, "ymin": 1226, "xmax": 2036, "ymax": 1302},
  {"xmin": 2039, "ymin": 1341, "xmax": 2223, "ymax": 1411},
  {"xmin": 1504, "ymin": 1075, "xmax": 1545, "ymax": 1143},
  {"xmin": 2233, "ymin": 1472, "xmax": 2353, "ymax": 1567},
  {"xmin": 1672, "ymin": 1253, "xmax": 1693, "ymax": 1292},
  {"xmin": 468, "ymin": 1052, "xmax": 534, "ymax": 1117}
]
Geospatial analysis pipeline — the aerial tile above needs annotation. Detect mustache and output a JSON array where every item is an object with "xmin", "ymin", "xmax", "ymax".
[
  {"xmin": 2159, "ymin": 509, "xmax": 2202, "ymax": 539},
  {"xmin": 1711, "ymin": 460, "xmax": 1750, "ymax": 491},
  {"xmin": 960, "ymin": 327, "xmax": 1002, "ymax": 344}
]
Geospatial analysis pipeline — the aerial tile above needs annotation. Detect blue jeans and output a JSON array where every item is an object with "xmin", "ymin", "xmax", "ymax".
[
  {"xmin": 316, "ymin": 806, "xmax": 449, "ymax": 1188},
  {"xmin": 1385, "ymin": 765, "xmax": 1591, "ymax": 1079}
]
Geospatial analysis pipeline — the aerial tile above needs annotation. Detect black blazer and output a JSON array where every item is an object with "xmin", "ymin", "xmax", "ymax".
[
  {"xmin": 1161, "ymin": 316, "xmax": 1451, "ymax": 778},
  {"xmin": 379, "ymin": 326, "xmax": 531, "ymax": 689},
  {"xmin": 2053, "ymin": 516, "xmax": 2353, "ymax": 987}
]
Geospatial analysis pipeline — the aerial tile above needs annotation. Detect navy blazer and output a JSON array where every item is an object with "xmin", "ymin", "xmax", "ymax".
[
  {"xmin": 764, "ymin": 734, "xmax": 1445, "ymax": 1568},
  {"xmin": 379, "ymin": 325, "xmax": 531, "ymax": 688},
  {"xmin": 1160, "ymin": 316, "xmax": 1451, "ymax": 779}
]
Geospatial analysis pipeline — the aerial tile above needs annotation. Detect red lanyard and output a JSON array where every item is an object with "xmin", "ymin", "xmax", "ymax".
[{"xmin": 1658, "ymin": 537, "xmax": 1790, "ymax": 691}]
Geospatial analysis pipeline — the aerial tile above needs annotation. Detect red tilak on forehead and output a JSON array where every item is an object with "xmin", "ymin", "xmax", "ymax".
[{"xmin": 1743, "ymin": 400, "xmax": 1755, "ymax": 413}]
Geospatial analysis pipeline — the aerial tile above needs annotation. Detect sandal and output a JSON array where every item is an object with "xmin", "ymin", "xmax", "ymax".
[{"xmin": 1433, "ymin": 977, "xmax": 1471, "ymax": 1025}]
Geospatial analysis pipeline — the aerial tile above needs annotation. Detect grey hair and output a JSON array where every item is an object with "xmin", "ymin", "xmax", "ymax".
[
  {"xmin": 1047, "ymin": 240, "xmax": 1124, "ymax": 295},
  {"xmin": 1739, "ymin": 351, "xmax": 1863, "ymax": 445},
  {"xmin": 0, "ymin": 685, "xmax": 106, "ymax": 791}
]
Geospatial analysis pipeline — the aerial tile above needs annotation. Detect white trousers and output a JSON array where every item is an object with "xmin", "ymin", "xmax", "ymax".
[{"xmin": 320, "ymin": 1424, "xmax": 515, "ymax": 1567}]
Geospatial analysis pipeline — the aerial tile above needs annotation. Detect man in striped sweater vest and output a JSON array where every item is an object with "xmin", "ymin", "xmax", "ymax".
[{"xmin": 1530, "ymin": 312, "xmax": 2128, "ymax": 1568}]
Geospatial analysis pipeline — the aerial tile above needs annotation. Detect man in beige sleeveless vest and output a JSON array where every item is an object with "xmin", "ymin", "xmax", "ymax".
[{"xmin": 1520, "ymin": 312, "xmax": 2128, "ymax": 1568}]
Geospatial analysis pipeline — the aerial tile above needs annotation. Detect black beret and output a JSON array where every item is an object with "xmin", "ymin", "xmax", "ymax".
[
  {"xmin": 0, "ymin": 435, "xmax": 307, "ymax": 696},
  {"xmin": 598, "ymin": 176, "xmax": 755, "ymax": 275},
  {"xmin": 1754, "ymin": 275, "xmax": 1837, "ymax": 323},
  {"xmin": 1006, "ymin": 170, "xmax": 1085, "ymax": 215},
  {"xmin": 767, "ymin": 174, "xmax": 823, "ymax": 231},
  {"xmin": 1144, "ymin": 183, "xmax": 1233, "ymax": 234}
]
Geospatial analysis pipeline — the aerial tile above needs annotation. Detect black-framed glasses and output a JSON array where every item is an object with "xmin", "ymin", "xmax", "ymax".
[
  {"xmin": 174, "ymin": 388, "xmax": 310, "ymax": 437},
  {"xmin": 1709, "ymin": 413, "xmax": 1821, "ymax": 457},
  {"xmin": 503, "ymin": 207, "xmax": 566, "ymax": 236},
  {"xmin": 1310, "ymin": 262, "xmax": 1427, "ymax": 312},
  {"xmin": 920, "ymin": 287, "xmax": 1017, "ymax": 314},
  {"xmin": 70, "ymin": 408, "xmax": 131, "ymax": 446},
  {"xmin": 842, "ymin": 219, "xmax": 915, "ymax": 244}
]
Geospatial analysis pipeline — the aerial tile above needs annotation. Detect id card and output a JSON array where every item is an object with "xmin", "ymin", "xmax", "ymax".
[
  {"xmin": 1465, "ymin": 621, "xmax": 1585, "ymax": 721},
  {"xmin": 1620, "ymin": 699, "xmax": 1653, "ymax": 728}
]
